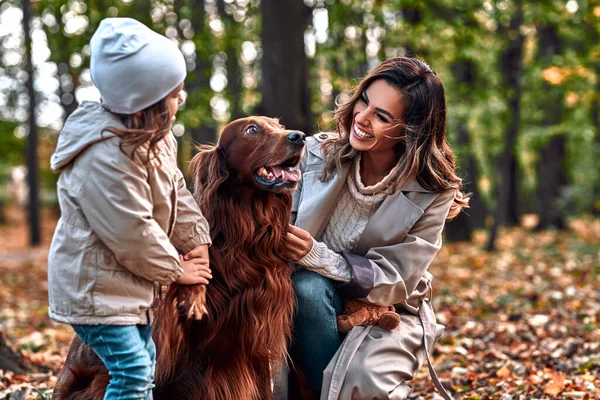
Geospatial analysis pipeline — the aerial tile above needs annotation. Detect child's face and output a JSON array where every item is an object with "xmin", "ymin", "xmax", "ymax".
[{"xmin": 166, "ymin": 82, "xmax": 185, "ymax": 124}]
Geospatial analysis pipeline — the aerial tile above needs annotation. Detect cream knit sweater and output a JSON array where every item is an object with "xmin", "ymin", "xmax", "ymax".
[{"xmin": 297, "ymin": 156, "xmax": 400, "ymax": 282}]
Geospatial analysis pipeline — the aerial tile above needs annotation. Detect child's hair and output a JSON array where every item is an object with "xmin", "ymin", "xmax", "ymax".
[
  {"xmin": 104, "ymin": 98, "xmax": 172, "ymax": 166},
  {"xmin": 321, "ymin": 57, "xmax": 469, "ymax": 219}
]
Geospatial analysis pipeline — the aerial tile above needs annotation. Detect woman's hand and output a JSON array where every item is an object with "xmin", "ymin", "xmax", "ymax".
[{"xmin": 285, "ymin": 224, "xmax": 314, "ymax": 261}]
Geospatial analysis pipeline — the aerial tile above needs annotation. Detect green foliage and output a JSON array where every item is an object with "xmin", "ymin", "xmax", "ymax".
[
  {"xmin": 0, "ymin": 120, "xmax": 24, "ymax": 166},
  {"xmin": 0, "ymin": 0, "xmax": 598, "ymax": 218},
  {"xmin": 0, "ymin": 120, "xmax": 24, "ymax": 202}
]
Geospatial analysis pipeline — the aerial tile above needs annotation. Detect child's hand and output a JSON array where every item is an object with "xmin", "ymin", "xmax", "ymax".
[
  {"xmin": 176, "ymin": 255, "xmax": 212, "ymax": 285},
  {"xmin": 183, "ymin": 244, "xmax": 210, "ymax": 263},
  {"xmin": 175, "ymin": 244, "xmax": 212, "ymax": 319}
]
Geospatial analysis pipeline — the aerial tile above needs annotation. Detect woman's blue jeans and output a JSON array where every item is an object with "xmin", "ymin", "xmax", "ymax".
[
  {"xmin": 291, "ymin": 268, "xmax": 343, "ymax": 393},
  {"xmin": 72, "ymin": 324, "xmax": 156, "ymax": 400}
]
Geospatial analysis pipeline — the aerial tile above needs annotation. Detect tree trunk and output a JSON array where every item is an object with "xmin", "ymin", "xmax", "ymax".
[
  {"xmin": 182, "ymin": 0, "xmax": 216, "ymax": 147},
  {"xmin": 0, "ymin": 332, "xmax": 30, "ymax": 374},
  {"xmin": 0, "ymin": 331, "xmax": 50, "ymax": 374},
  {"xmin": 446, "ymin": 124, "xmax": 488, "ymax": 241},
  {"xmin": 535, "ymin": 24, "xmax": 567, "ymax": 230},
  {"xmin": 0, "ymin": 200, "xmax": 6, "ymax": 225},
  {"xmin": 536, "ymin": 135, "xmax": 567, "ymax": 230},
  {"xmin": 260, "ymin": 0, "xmax": 312, "ymax": 135},
  {"xmin": 487, "ymin": 0, "xmax": 524, "ymax": 251},
  {"xmin": 401, "ymin": 6, "xmax": 424, "ymax": 58},
  {"xmin": 217, "ymin": 0, "xmax": 244, "ymax": 120},
  {"xmin": 507, "ymin": 155, "xmax": 520, "ymax": 226},
  {"xmin": 445, "ymin": 60, "xmax": 485, "ymax": 242},
  {"xmin": 190, "ymin": 126, "xmax": 216, "ymax": 147},
  {"xmin": 22, "ymin": 0, "xmax": 41, "ymax": 246}
]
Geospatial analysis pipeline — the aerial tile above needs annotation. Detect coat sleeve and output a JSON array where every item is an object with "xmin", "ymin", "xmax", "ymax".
[
  {"xmin": 336, "ymin": 189, "xmax": 455, "ymax": 306},
  {"xmin": 78, "ymin": 142, "xmax": 183, "ymax": 285},
  {"xmin": 170, "ymin": 169, "xmax": 212, "ymax": 253}
]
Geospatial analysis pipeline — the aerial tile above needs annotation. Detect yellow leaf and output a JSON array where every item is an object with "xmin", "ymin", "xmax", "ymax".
[
  {"xmin": 542, "ymin": 66, "xmax": 564, "ymax": 85},
  {"xmin": 497, "ymin": 365, "xmax": 512, "ymax": 379},
  {"xmin": 544, "ymin": 372, "xmax": 566, "ymax": 395},
  {"xmin": 544, "ymin": 380, "xmax": 564, "ymax": 395},
  {"xmin": 565, "ymin": 92, "xmax": 578, "ymax": 107}
]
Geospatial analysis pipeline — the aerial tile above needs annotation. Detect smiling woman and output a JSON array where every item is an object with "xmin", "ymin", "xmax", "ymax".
[{"xmin": 278, "ymin": 57, "xmax": 469, "ymax": 400}]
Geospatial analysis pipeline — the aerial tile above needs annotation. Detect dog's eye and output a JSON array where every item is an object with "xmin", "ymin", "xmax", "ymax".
[{"xmin": 244, "ymin": 125, "xmax": 259, "ymax": 136}]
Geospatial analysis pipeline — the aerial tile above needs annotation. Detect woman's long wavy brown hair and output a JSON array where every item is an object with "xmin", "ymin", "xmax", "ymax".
[
  {"xmin": 103, "ymin": 97, "xmax": 173, "ymax": 165},
  {"xmin": 321, "ymin": 57, "xmax": 469, "ymax": 218}
]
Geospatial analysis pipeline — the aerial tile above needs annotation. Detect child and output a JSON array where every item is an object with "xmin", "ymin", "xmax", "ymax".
[{"xmin": 47, "ymin": 18, "xmax": 212, "ymax": 399}]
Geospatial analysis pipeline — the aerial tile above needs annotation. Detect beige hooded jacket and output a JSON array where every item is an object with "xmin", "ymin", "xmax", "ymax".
[{"xmin": 47, "ymin": 101, "xmax": 211, "ymax": 326}]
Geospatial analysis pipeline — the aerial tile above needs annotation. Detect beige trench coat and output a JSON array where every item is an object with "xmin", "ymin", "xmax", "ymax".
[{"xmin": 274, "ymin": 133, "xmax": 453, "ymax": 400}]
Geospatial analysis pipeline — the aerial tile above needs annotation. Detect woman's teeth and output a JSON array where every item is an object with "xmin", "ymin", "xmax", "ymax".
[{"xmin": 354, "ymin": 124, "xmax": 374, "ymax": 139}]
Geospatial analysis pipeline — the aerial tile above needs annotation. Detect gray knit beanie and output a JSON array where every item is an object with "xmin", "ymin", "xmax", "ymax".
[{"xmin": 90, "ymin": 18, "xmax": 186, "ymax": 115}]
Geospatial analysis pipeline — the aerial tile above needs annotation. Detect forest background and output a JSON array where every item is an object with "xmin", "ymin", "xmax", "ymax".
[{"xmin": 0, "ymin": 0, "xmax": 599, "ymax": 398}]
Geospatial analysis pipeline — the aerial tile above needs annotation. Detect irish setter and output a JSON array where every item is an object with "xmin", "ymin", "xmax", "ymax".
[{"xmin": 53, "ymin": 117, "xmax": 305, "ymax": 400}]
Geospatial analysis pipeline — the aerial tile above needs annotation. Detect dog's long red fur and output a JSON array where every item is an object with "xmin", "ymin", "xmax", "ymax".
[{"xmin": 52, "ymin": 117, "xmax": 300, "ymax": 400}]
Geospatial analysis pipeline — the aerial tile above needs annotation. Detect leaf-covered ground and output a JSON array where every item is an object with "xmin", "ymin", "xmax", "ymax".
[{"xmin": 0, "ymin": 208, "xmax": 599, "ymax": 399}]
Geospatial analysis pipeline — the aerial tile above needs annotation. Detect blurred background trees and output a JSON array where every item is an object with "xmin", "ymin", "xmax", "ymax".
[{"xmin": 0, "ymin": 0, "xmax": 598, "ymax": 250}]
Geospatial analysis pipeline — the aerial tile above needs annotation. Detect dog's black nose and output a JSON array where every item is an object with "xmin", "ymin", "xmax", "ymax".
[{"xmin": 286, "ymin": 131, "xmax": 306, "ymax": 145}]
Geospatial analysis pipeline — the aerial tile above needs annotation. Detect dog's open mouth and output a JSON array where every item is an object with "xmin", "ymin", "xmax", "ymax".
[{"xmin": 253, "ymin": 156, "xmax": 302, "ymax": 189}]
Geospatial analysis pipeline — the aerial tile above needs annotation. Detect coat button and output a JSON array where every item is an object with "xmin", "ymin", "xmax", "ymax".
[{"xmin": 319, "ymin": 133, "xmax": 328, "ymax": 139}]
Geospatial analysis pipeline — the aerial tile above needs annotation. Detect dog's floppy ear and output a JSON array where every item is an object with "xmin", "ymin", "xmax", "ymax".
[{"xmin": 189, "ymin": 145, "xmax": 229, "ymax": 206}]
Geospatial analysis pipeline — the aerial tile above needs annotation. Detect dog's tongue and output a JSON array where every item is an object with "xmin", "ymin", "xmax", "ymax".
[
  {"xmin": 283, "ymin": 169, "xmax": 302, "ymax": 182},
  {"xmin": 271, "ymin": 167, "xmax": 302, "ymax": 182}
]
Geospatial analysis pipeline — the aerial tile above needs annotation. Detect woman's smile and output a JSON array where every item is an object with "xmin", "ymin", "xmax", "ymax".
[{"xmin": 352, "ymin": 123, "xmax": 375, "ymax": 141}]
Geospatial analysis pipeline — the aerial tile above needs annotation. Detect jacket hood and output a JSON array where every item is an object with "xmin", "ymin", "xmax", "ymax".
[{"xmin": 50, "ymin": 101, "xmax": 122, "ymax": 172}]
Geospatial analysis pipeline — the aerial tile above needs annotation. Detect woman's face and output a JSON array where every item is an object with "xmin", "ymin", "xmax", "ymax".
[
  {"xmin": 165, "ymin": 82, "xmax": 185, "ymax": 124},
  {"xmin": 348, "ymin": 79, "xmax": 405, "ymax": 154}
]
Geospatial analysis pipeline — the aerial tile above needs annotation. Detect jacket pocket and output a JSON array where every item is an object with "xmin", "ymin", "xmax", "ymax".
[
  {"xmin": 97, "ymin": 245, "xmax": 122, "ymax": 272},
  {"xmin": 93, "ymin": 269, "xmax": 154, "ymax": 316},
  {"xmin": 48, "ymin": 219, "xmax": 95, "ymax": 315}
]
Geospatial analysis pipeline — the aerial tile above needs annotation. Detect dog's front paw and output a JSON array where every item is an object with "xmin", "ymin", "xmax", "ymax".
[
  {"xmin": 176, "ymin": 284, "xmax": 208, "ymax": 320},
  {"xmin": 337, "ymin": 315, "xmax": 353, "ymax": 333}
]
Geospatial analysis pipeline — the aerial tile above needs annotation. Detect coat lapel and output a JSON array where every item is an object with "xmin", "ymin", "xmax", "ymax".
[
  {"xmin": 294, "ymin": 139, "xmax": 350, "ymax": 239},
  {"xmin": 354, "ymin": 180, "xmax": 429, "ymax": 256},
  {"xmin": 295, "ymin": 165, "xmax": 350, "ymax": 239},
  {"xmin": 295, "ymin": 135, "xmax": 434, "ymax": 248}
]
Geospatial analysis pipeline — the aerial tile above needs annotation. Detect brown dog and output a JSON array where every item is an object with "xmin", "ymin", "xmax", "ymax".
[{"xmin": 53, "ymin": 117, "xmax": 305, "ymax": 400}]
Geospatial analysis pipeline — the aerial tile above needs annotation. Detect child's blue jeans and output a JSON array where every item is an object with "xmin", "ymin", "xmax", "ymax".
[{"xmin": 72, "ymin": 324, "xmax": 156, "ymax": 400}]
